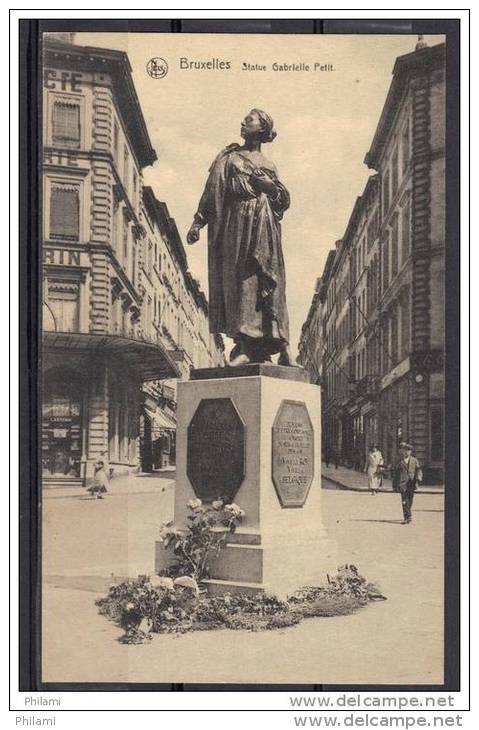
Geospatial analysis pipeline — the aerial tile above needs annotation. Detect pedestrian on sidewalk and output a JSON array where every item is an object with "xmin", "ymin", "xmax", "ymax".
[
  {"xmin": 86, "ymin": 458, "xmax": 109, "ymax": 499},
  {"xmin": 365, "ymin": 445, "xmax": 384, "ymax": 495},
  {"xmin": 392, "ymin": 442, "xmax": 423, "ymax": 524},
  {"xmin": 324, "ymin": 444, "xmax": 332, "ymax": 468},
  {"xmin": 353, "ymin": 446, "xmax": 362, "ymax": 472},
  {"xmin": 332, "ymin": 448, "xmax": 340, "ymax": 469}
]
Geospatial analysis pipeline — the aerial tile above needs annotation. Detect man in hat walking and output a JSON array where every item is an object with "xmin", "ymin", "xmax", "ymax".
[{"xmin": 392, "ymin": 442, "xmax": 423, "ymax": 524}]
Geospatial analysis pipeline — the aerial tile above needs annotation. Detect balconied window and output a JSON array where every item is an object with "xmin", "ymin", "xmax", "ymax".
[
  {"xmin": 50, "ymin": 183, "xmax": 80, "ymax": 241},
  {"xmin": 391, "ymin": 149, "xmax": 399, "ymax": 198},
  {"xmin": 401, "ymin": 198, "xmax": 411, "ymax": 261},
  {"xmin": 52, "ymin": 100, "xmax": 80, "ymax": 148},
  {"xmin": 391, "ymin": 214, "xmax": 399, "ymax": 279}
]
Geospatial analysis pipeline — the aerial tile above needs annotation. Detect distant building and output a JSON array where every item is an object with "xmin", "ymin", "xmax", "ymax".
[
  {"xmin": 298, "ymin": 41, "xmax": 445, "ymax": 482},
  {"xmin": 297, "ymin": 278, "xmax": 323, "ymax": 386},
  {"xmin": 139, "ymin": 187, "xmax": 224, "ymax": 471},
  {"xmin": 42, "ymin": 38, "xmax": 223, "ymax": 486}
]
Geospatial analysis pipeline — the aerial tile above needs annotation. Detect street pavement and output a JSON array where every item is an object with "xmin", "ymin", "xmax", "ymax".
[
  {"xmin": 42, "ymin": 473, "xmax": 444, "ymax": 685},
  {"xmin": 321, "ymin": 463, "xmax": 444, "ymax": 494}
]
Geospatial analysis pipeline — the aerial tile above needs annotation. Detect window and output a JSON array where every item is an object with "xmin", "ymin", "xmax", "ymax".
[
  {"xmin": 401, "ymin": 199, "xmax": 411, "ymax": 260},
  {"xmin": 382, "ymin": 319, "xmax": 389, "ymax": 374},
  {"xmin": 123, "ymin": 144, "xmax": 129, "ymax": 189},
  {"xmin": 382, "ymin": 170, "xmax": 390, "ymax": 217},
  {"xmin": 401, "ymin": 298, "xmax": 410, "ymax": 358},
  {"xmin": 148, "ymin": 242, "xmax": 153, "ymax": 275},
  {"xmin": 391, "ymin": 309, "xmax": 398, "ymax": 364},
  {"xmin": 402, "ymin": 122, "xmax": 410, "ymax": 175},
  {"xmin": 391, "ymin": 149, "xmax": 399, "ymax": 197},
  {"xmin": 382, "ymin": 233, "xmax": 390, "ymax": 292},
  {"xmin": 367, "ymin": 210, "xmax": 379, "ymax": 251},
  {"xmin": 133, "ymin": 171, "xmax": 138, "ymax": 207},
  {"xmin": 391, "ymin": 215, "xmax": 399, "ymax": 279},
  {"xmin": 47, "ymin": 279, "xmax": 79, "ymax": 332},
  {"xmin": 112, "ymin": 199, "xmax": 119, "ymax": 252},
  {"xmin": 113, "ymin": 120, "xmax": 119, "ymax": 162},
  {"xmin": 52, "ymin": 100, "xmax": 80, "ymax": 148},
  {"xmin": 50, "ymin": 183, "xmax": 80, "ymax": 240},
  {"xmin": 122, "ymin": 212, "xmax": 129, "ymax": 262},
  {"xmin": 132, "ymin": 244, "xmax": 136, "ymax": 286}
]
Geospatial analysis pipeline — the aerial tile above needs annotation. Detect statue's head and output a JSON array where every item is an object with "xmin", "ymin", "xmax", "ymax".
[{"xmin": 240, "ymin": 109, "xmax": 277, "ymax": 143}]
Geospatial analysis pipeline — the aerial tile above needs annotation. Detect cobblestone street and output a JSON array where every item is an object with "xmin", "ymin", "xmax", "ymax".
[{"xmin": 42, "ymin": 475, "xmax": 444, "ymax": 685}]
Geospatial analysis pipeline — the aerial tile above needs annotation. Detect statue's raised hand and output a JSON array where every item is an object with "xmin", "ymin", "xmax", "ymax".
[{"xmin": 187, "ymin": 223, "xmax": 201, "ymax": 245}]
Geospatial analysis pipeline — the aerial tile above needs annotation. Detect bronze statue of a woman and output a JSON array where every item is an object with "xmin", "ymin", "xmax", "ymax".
[{"xmin": 187, "ymin": 109, "xmax": 293, "ymax": 366}]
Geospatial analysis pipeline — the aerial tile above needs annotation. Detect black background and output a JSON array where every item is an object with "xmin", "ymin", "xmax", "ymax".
[{"xmin": 17, "ymin": 16, "xmax": 462, "ymax": 697}]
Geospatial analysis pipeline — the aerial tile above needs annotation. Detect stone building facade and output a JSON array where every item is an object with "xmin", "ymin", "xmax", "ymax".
[
  {"xmin": 139, "ymin": 187, "xmax": 224, "ymax": 470},
  {"xmin": 298, "ymin": 41, "xmax": 445, "ymax": 482},
  {"xmin": 42, "ymin": 37, "xmax": 223, "ymax": 486},
  {"xmin": 297, "ymin": 277, "xmax": 324, "ymax": 387}
]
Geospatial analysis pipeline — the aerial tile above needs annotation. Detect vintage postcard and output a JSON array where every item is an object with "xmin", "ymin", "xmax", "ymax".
[{"xmin": 31, "ymin": 26, "xmax": 457, "ymax": 688}]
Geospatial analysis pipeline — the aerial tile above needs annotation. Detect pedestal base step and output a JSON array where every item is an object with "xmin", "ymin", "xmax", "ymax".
[{"xmin": 201, "ymin": 578, "xmax": 265, "ymax": 596}]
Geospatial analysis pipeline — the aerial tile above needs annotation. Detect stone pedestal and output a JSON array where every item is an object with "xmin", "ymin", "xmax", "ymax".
[{"xmin": 155, "ymin": 364, "xmax": 335, "ymax": 599}]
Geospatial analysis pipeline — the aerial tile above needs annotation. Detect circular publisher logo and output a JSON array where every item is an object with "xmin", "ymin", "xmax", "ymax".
[{"xmin": 147, "ymin": 57, "xmax": 168, "ymax": 79}]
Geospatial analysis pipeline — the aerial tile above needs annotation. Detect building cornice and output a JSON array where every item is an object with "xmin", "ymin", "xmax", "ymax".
[
  {"xmin": 43, "ymin": 40, "xmax": 157, "ymax": 169},
  {"xmin": 364, "ymin": 43, "xmax": 445, "ymax": 171}
]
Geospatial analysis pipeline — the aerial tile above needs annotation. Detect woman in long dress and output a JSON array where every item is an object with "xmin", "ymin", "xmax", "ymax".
[
  {"xmin": 87, "ymin": 458, "xmax": 109, "ymax": 499},
  {"xmin": 365, "ymin": 445, "xmax": 384, "ymax": 496},
  {"xmin": 187, "ymin": 109, "xmax": 293, "ymax": 366}
]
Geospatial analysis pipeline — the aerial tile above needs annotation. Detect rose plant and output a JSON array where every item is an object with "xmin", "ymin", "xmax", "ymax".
[{"xmin": 158, "ymin": 498, "xmax": 245, "ymax": 581}]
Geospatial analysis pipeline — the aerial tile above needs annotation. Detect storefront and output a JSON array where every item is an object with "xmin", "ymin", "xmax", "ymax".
[
  {"xmin": 42, "ymin": 332, "xmax": 180, "ymax": 486},
  {"xmin": 378, "ymin": 374, "xmax": 410, "ymax": 468},
  {"xmin": 140, "ymin": 405, "xmax": 176, "ymax": 471},
  {"xmin": 362, "ymin": 407, "xmax": 379, "ymax": 457},
  {"xmin": 42, "ymin": 367, "xmax": 84, "ymax": 482}
]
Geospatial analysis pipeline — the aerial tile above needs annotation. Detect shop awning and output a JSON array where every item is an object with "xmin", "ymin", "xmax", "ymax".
[
  {"xmin": 144, "ymin": 407, "xmax": 177, "ymax": 436},
  {"xmin": 43, "ymin": 331, "xmax": 181, "ymax": 381}
]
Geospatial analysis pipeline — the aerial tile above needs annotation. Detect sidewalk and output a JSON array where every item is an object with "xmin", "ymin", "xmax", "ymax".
[
  {"xmin": 42, "ymin": 487, "xmax": 444, "ymax": 684},
  {"xmin": 43, "ymin": 470, "xmax": 176, "ymax": 500},
  {"xmin": 322, "ymin": 463, "xmax": 444, "ymax": 494}
]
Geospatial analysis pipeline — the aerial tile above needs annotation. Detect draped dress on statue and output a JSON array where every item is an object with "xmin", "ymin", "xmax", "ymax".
[{"xmin": 194, "ymin": 144, "xmax": 290, "ymax": 354}]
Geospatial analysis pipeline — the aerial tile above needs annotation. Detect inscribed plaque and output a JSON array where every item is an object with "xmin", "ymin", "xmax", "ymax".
[
  {"xmin": 187, "ymin": 398, "xmax": 245, "ymax": 502},
  {"xmin": 272, "ymin": 399, "xmax": 314, "ymax": 507}
]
